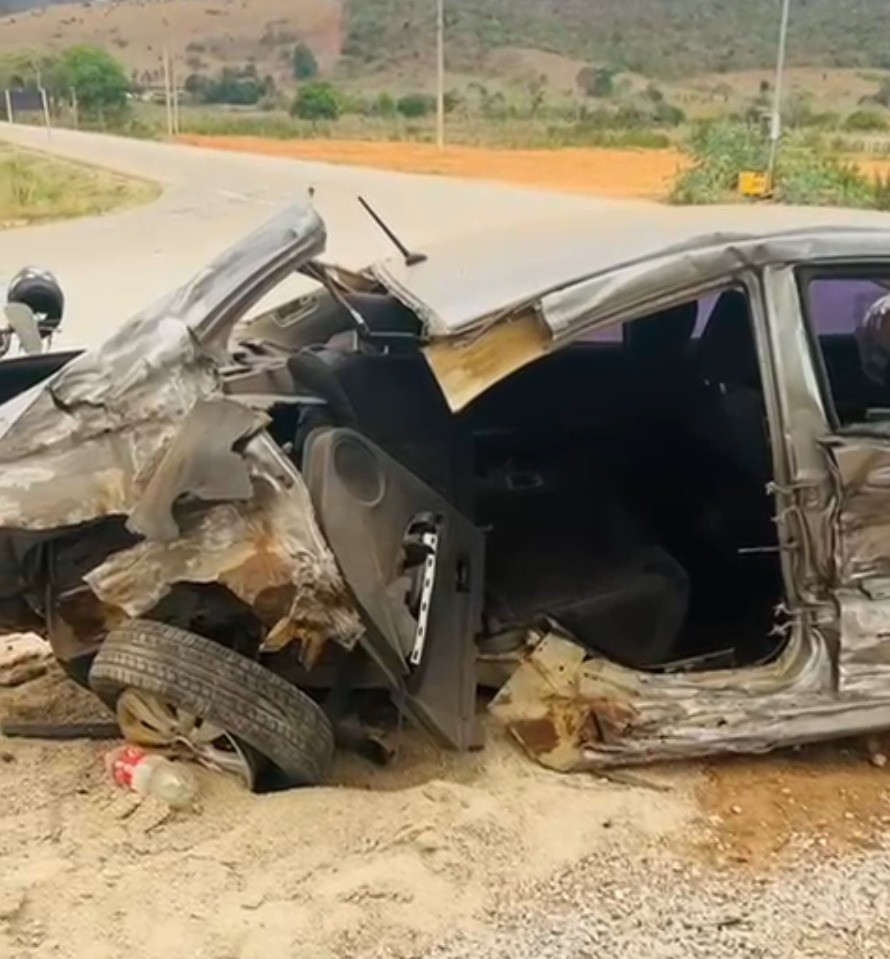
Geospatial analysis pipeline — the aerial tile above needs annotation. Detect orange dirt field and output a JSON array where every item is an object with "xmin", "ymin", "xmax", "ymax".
[{"xmin": 176, "ymin": 135, "xmax": 687, "ymax": 200}]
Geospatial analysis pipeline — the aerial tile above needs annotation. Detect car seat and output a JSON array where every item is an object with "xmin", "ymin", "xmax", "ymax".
[{"xmin": 288, "ymin": 341, "xmax": 474, "ymax": 515}]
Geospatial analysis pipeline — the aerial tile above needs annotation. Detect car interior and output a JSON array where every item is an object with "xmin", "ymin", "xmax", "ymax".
[
  {"xmin": 460, "ymin": 289, "xmax": 783, "ymax": 672},
  {"xmin": 265, "ymin": 283, "xmax": 790, "ymax": 676}
]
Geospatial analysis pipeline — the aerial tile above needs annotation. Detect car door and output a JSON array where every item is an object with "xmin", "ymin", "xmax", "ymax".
[
  {"xmin": 302, "ymin": 427, "xmax": 485, "ymax": 750},
  {"xmin": 795, "ymin": 265, "xmax": 890, "ymax": 694}
]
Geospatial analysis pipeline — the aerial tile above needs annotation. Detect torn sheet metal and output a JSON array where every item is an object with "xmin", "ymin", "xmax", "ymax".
[
  {"xmin": 127, "ymin": 397, "xmax": 266, "ymax": 543},
  {"xmin": 85, "ymin": 443, "xmax": 363, "ymax": 667},
  {"xmin": 488, "ymin": 629, "xmax": 890, "ymax": 769},
  {"xmin": 0, "ymin": 200, "xmax": 362, "ymax": 660},
  {"xmin": 824, "ymin": 437, "xmax": 890, "ymax": 586},
  {"xmin": 421, "ymin": 311, "xmax": 550, "ymax": 412}
]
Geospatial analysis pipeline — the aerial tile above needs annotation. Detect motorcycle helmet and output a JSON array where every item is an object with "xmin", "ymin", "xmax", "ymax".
[{"xmin": 6, "ymin": 267, "xmax": 65, "ymax": 337}]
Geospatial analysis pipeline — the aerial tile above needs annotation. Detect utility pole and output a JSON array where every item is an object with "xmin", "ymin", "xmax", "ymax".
[
  {"xmin": 436, "ymin": 0, "xmax": 445, "ymax": 150},
  {"xmin": 171, "ymin": 50, "xmax": 180, "ymax": 134},
  {"xmin": 766, "ymin": 0, "xmax": 792, "ymax": 188},
  {"xmin": 162, "ymin": 45, "xmax": 173, "ymax": 138}
]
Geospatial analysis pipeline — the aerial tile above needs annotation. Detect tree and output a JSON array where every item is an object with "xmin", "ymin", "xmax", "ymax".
[
  {"xmin": 396, "ymin": 92, "xmax": 434, "ymax": 118},
  {"xmin": 292, "ymin": 42, "xmax": 319, "ymax": 80},
  {"xmin": 185, "ymin": 66, "xmax": 269, "ymax": 106},
  {"xmin": 291, "ymin": 82, "xmax": 341, "ymax": 120},
  {"xmin": 374, "ymin": 90, "xmax": 397, "ymax": 117},
  {"xmin": 56, "ymin": 45, "xmax": 128, "ymax": 116},
  {"xmin": 577, "ymin": 66, "xmax": 615, "ymax": 98}
]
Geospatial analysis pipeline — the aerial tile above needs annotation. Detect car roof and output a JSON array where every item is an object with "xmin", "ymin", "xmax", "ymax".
[{"xmin": 368, "ymin": 203, "xmax": 890, "ymax": 339}]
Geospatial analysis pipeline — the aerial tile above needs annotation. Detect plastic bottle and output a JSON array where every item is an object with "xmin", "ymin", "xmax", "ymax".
[{"xmin": 106, "ymin": 745, "xmax": 199, "ymax": 810}]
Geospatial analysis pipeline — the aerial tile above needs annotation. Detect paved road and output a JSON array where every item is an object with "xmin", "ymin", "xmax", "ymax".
[{"xmin": 0, "ymin": 123, "xmax": 625, "ymax": 348}]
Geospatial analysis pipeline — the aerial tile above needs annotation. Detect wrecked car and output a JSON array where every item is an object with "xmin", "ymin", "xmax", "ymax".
[{"xmin": 4, "ymin": 200, "xmax": 890, "ymax": 786}]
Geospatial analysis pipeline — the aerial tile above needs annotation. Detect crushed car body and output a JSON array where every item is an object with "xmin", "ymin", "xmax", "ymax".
[
  {"xmin": 5, "ymin": 198, "xmax": 890, "ymax": 782},
  {"xmin": 0, "ymin": 204, "xmax": 363, "ymax": 668}
]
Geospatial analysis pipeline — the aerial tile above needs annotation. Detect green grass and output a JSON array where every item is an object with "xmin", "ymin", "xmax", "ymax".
[
  {"xmin": 670, "ymin": 121, "xmax": 890, "ymax": 209},
  {"xmin": 0, "ymin": 145, "xmax": 160, "ymax": 228}
]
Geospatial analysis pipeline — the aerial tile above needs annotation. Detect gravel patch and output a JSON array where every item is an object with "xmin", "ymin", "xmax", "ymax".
[{"xmin": 400, "ymin": 840, "xmax": 890, "ymax": 959}]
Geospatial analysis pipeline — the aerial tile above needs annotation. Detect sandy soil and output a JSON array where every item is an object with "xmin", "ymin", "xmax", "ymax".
[
  {"xmin": 3, "ymin": 664, "xmax": 890, "ymax": 959},
  {"xmin": 1, "ymin": 666, "xmax": 692, "ymax": 959},
  {"xmin": 175, "ymin": 136, "xmax": 686, "ymax": 200},
  {"xmin": 177, "ymin": 136, "xmax": 890, "ymax": 203}
]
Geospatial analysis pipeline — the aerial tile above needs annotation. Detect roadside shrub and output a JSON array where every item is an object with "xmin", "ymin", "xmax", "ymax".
[
  {"xmin": 670, "ymin": 122, "xmax": 768, "ymax": 204},
  {"xmin": 844, "ymin": 109, "xmax": 889, "ymax": 132},
  {"xmin": 291, "ymin": 81, "xmax": 341, "ymax": 120},
  {"xmin": 576, "ymin": 66, "xmax": 615, "ymax": 98},
  {"xmin": 372, "ymin": 90, "xmax": 397, "ymax": 117},
  {"xmin": 671, "ymin": 120, "xmax": 885, "ymax": 209},
  {"xmin": 187, "ymin": 66, "xmax": 268, "ymax": 106},
  {"xmin": 292, "ymin": 42, "xmax": 319, "ymax": 80},
  {"xmin": 874, "ymin": 172, "xmax": 890, "ymax": 211},
  {"xmin": 779, "ymin": 154, "xmax": 875, "ymax": 207},
  {"xmin": 396, "ymin": 93, "xmax": 435, "ymax": 118}
]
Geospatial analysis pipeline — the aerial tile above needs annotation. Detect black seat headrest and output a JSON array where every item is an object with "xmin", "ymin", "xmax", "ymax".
[
  {"xmin": 625, "ymin": 302, "xmax": 698, "ymax": 366},
  {"xmin": 697, "ymin": 290, "xmax": 759, "ymax": 388}
]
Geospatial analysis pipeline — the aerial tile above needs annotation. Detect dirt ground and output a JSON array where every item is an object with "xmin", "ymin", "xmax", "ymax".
[
  {"xmin": 0, "ymin": 666, "xmax": 692, "ymax": 959},
  {"xmin": 175, "ymin": 135, "xmax": 890, "ymax": 202},
  {"xmin": 176, "ymin": 135, "xmax": 687, "ymax": 200},
  {"xmin": 3, "ymin": 663, "xmax": 890, "ymax": 959}
]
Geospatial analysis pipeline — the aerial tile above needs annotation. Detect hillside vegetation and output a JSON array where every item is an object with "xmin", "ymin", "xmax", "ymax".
[
  {"xmin": 1, "ymin": 0, "xmax": 890, "ymax": 81},
  {"xmin": 321, "ymin": 0, "xmax": 887, "ymax": 78}
]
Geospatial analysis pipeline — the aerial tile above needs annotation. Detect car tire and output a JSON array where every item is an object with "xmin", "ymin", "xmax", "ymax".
[{"xmin": 88, "ymin": 619, "xmax": 334, "ymax": 787}]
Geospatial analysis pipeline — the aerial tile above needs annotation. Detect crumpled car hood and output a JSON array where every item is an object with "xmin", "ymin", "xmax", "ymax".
[{"xmin": 0, "ymin": 200, "xmax": 363, "ymax": 661}]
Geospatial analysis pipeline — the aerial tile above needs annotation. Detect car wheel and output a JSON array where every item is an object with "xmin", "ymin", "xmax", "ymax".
[{"xmin": 88, "ymin": 619, "xmax": 334, "ymax": 788}]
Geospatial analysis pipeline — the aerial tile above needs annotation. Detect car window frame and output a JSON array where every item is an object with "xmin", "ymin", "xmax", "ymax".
[{"xmin": 795, "ymin": 263, "xmax": 890, "ymax": 433}]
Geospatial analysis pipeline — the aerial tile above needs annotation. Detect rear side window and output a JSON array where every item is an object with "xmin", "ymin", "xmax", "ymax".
[
  {"xmin": 579, "ymin": 294, "xmax": 719, "ymax": 344},
  {"xmin": 798, "ymin": 272, "xmax": 890, "ymax": 426},
  {"xmin": 805, "ymin": 278, "xmax": 888, "ymax": 337}
]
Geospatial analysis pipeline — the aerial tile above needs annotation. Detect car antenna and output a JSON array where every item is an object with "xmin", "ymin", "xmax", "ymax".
[{"xmin": 358, "ymin": 196, "xmax": 428, "ymax": 267}]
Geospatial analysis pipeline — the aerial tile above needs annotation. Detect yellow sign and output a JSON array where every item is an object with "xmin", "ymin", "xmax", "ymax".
[{"xmin": 738, "ymin": 170, "xmax": 770, "ymax": 198}]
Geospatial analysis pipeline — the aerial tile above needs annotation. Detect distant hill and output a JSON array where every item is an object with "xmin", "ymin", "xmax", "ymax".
[
  {"xmin": 343, "ymin": 0, "xmax": 890, "ymax": 78},
  {"xmin": 1, "ymin": 0, "xmax": 889, "ymax": 82}
]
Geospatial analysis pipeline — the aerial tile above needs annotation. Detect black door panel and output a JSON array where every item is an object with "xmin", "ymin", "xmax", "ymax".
[{"xmin": 303, "ymin": 428, "xmax": 484, "ymax": 749}]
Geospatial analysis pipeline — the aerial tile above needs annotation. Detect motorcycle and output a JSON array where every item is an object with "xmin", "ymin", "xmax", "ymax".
[{"xmin": 1, "ymin": 267, "xmax": 65, "ymax": 358}]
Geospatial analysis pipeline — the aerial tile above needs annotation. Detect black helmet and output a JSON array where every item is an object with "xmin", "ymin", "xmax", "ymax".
[{"xmin": 6, "ymin": 267, "xmax": 65, "ymax": 336}]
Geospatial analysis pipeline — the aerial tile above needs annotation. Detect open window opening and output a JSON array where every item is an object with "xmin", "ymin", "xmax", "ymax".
[
  {"xmin": 462, "ymin": 286, "xmax": 786, "ymax": 673},
  {"xmin": 797, "ymin": 269, "xmax": 890, "ymax": 431}
]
